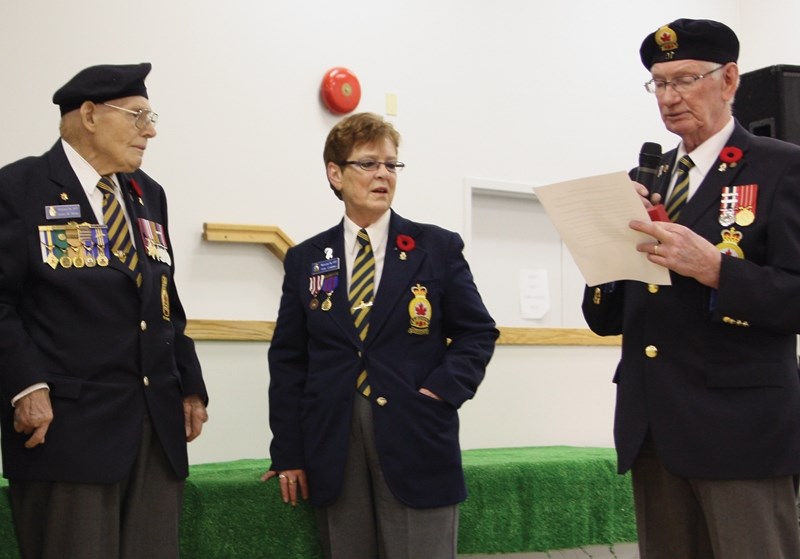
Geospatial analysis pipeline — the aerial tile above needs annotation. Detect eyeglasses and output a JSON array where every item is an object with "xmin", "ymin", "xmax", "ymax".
[
  {"xmin": 340, "ymin": 160, "xmax": 406, "ymax": 173},
  {"xmin": 103, "ymin": 103, "xmax": 159, "ymax": 129},
  {"xmin": 644, "ymin": 65, "xmax": 724, "ymax": 95}
]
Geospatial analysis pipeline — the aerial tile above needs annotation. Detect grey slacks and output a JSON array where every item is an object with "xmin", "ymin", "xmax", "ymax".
[
  {"xmin": 632, "ymin": 435, "xmax": 800, "ymax": 559},
  {"xmin": 315, "ymin": 394, "xmax": 459, "ymax": 559},
  {"xmin": 9, "ymin": 414, "xmax": 184, "ymax": 559}
]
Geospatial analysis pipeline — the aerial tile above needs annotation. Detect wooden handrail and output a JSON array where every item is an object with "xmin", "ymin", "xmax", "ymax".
[{"xmin": 203, "ymin": 223, "xmax": 293, "ymax": 261}]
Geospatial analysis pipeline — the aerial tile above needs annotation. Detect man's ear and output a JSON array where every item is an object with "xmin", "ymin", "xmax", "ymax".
[
  {"xmin": 722, "ymin": 62, "xmax": 740, "ymax": 102},
  {"xmin": 79, "ymin": 101, "xmax": 98, "ymax": 131}
]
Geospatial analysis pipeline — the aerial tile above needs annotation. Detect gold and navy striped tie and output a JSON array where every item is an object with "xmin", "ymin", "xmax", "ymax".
[
  {"xmin": 97, "ymin": 176, "xmax": 142, "ymax": 287},
  {"xmin": 349, "ymin": 228, "xmax": 375, "ymax": 397},
  {"xmin": 665, "ymin": 156, "xmax": 695, "ymax": 222}
]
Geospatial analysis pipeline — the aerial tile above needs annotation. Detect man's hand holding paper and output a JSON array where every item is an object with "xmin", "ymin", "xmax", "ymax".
[{"xmin": 534, "ymin": 171, "xmax": 671, "ymax": 287}]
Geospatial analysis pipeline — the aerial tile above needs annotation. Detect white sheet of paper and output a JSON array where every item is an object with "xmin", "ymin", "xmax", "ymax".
[
  {"xmin": 534, "ymin": 171, "xmax": 671, "ymax": 287},
  {"xmin": 519, "ymin": 269, "xmax": 550, "ymax": 319}
]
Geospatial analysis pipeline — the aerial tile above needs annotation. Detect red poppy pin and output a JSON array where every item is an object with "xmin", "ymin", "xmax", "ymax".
[
  {"xmin": 718, "ymin": 146, "xmax": 743, "ymax": 171},
  {"xmin": 130, "ymin": 178, "xmax": 144, "ymax": 204},
  {"xmin": 396, "ymin": 234, "xmax": 415, "ymax": 260}
]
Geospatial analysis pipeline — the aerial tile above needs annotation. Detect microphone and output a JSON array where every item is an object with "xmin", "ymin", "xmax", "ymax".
[
  {"xmin": 635, "ymin": 142, "xmax": 662, "ymax": 192},
  {"xmin": 635, "ymin": 142, "xmax": 669, "ymax": 222}
]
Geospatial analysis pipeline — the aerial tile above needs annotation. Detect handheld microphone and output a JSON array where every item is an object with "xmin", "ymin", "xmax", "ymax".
[
  {"xmin": 635, "ymin": 142, "xmax": 669, "ymax": 222},
  {"xmin": 635, "ymin": 142, "xmax": 662, "ymax": 192}
]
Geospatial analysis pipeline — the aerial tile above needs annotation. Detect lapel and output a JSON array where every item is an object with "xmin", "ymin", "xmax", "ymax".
[
  {"xmin": 676, "ymin": 123, "xmax": 751, "ymax": 229},
  {"xmin": 117, "ymin": 173, "xmax": 150, "ymax": 297},
  {"xmin": 653, "ymin": 151, "xmax": 676, "ymax": 204},
  {"xmin": 312, "ymin": 212, "xmax": 425, "ymax": 348},
  {"xmin": 47, "ymin": 142, "xmax": 145, "ymax": 293},
  {"xmin": 365, "ymin": 211, "xmax": 424, "ymax": 345},
  {"xmin": 311, "ymin": 223, "xmax": 361, "ymax": 347}
]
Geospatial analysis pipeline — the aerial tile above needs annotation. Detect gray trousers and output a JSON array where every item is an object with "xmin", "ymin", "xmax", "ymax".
[
  {"xmin": 9, "ymin": 414, "xmax": 184, "ymax": 559},
  {"xmin": 632, "ymin": 435, "xmax": 800, "ymax": 559},
  {"xmin": 315, "ymin": 394, "xmax": 459, "ymax": 559}
]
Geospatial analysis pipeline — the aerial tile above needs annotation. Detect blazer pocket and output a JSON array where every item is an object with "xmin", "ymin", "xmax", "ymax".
[{"xmin": 705, "ymin": 362, "xmax": 787, "ymax": 388}]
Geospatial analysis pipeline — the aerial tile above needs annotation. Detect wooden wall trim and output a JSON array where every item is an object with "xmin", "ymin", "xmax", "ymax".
[
  {"xmin": 197, "ymin": 222, "xmax": 620, "ymax": 346},
  {"xmin": 185, "ymin": 320, "xmax": 620, "ymax": 346}
]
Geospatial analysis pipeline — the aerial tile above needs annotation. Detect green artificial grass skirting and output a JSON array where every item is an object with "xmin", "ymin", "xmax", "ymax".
[{"xmin": 0, "ymin": 446, "xmax": 636, "ymax": 558}]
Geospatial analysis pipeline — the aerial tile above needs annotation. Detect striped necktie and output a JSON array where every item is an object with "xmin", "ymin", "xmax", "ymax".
[
  {"xmin": 349, "ymin": 228, "xmax": 375, "ymax": 397},
  {"xmin": 97, "ymin": 176, "xmax": 142, "ymax": 287},
  {"xmin": 665, "ymin": 156, "xmax": 695, "ymax": 222}
]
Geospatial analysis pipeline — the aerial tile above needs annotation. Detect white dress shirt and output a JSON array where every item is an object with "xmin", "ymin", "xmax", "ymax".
[
  {"xmin": 343, "ymin": 210, "xmax": 391, "ymax": 298},
  {"xmin": 668, "ymin": 116, "xmax": 735, "ymax": 202}
]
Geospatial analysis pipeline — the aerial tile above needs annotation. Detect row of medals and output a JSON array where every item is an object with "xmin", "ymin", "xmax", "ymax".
[
  {"xmin": 41, "ymin": 223, "xmax": 115, "ymax": 270},
  {"xmin": 45, "ymin": 243, "xmax": 116, "ymax": 270},
  {"xmin": 310, "ymin": 293, "xmax": 333, "ymax": 311},
  {"xmin": 720, "ymin": 206, "xmax": 754, "ymax": 227}
]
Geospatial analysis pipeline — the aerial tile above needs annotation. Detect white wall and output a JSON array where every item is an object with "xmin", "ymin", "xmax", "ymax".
[{"xmin": 2, "ymin": 0, "xmax": 798, "ymax": 465}]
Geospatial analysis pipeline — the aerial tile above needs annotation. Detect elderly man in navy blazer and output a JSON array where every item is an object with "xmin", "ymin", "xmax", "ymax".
[
  {"xmin": 0, "ymin": 63, "xmax": 208, "ymax": 558},
  {"xmin": 263, "ymin": 112, "xmax": 497, "ymax": 558},
  {"xmin": 583, "ymin": 19, "xmax": 800, "ymax": 559}
]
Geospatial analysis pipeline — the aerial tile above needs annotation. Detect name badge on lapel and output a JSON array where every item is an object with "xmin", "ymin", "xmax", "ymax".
[
  {"xmin": 44, "ymin": 204, "xmax": 81, "ymax": 220},
  {"xmin": 311, "ymin": 257, "xmax": 340, "ymax": 275}
]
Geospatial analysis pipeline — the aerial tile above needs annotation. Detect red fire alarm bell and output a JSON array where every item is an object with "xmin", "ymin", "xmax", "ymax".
[{"xmin": 320, "ymin": 67, "xmax": 361, "ymax": 114}]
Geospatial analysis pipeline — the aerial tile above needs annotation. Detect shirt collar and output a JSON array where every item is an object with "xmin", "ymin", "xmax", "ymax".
[
  {"xmin": 60, "ymin": 138, "xmax": 119, "ymax": 194},
  {"xmin": 344, "ymin": 210, "xmax": 391, "ymax": 255},
  {"xmin": 677, "ymin": 117, "xmax": 735, "ymax": 180}
]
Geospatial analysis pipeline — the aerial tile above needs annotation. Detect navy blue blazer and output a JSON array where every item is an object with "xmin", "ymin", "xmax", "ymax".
[
  {"xmin": 268, "ymin": 210, "xmax": 498, "ymax": 507},
  {"xmin": 0, "ymin": 140, "xmax": 207, "ymax": 483},
  {"xmin": 583, "ymin": 122, "xmax": 800, "ymax": 480}
]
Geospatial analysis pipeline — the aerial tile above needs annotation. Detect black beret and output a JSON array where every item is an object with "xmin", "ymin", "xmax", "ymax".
[
  {"xmin": 640, "ymin": 19, "xmax": 739, "ymax": 69},
  {"xmin": 52, "ymin": 63, "xmax": 151, "ymax": 115}
]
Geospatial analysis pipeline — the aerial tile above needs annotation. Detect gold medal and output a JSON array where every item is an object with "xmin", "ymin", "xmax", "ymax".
[
  {"xmin": 733, "ymin": 185, "xmax": 758, "ymax": 227},
  {"xmin": 321, "ymin": 297, "xmax": 332, "ymax": 311},
  {"xmin": 735, "ymin": 208, "xmax": 754, "ymax": 226},
  {"xmin": 47, "ymin": 253, "xmax": 59, "ymax": 269},
  {"xmin": 97, "ymin": 255, "xmax": 109, "ymax": 267},
  {"xmin": 85, "ymin": 256, "xmax": 96, "ymax": 268},
  {"xmin": 73, "ymin": 257, "xmax": 85, "ymax": 268},
  {"xmin": 59, "ymin": 255, "xmax": 72, "ymax": 268},
  {"xmin": 309, "ymin": 298, "xmax": 320, "ymax": 310}
]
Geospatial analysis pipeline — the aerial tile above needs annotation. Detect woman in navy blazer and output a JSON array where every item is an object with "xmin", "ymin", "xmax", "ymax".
[{"xmin": 263, "ymin": 113, "xmax": 497, "ymax": 558}]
